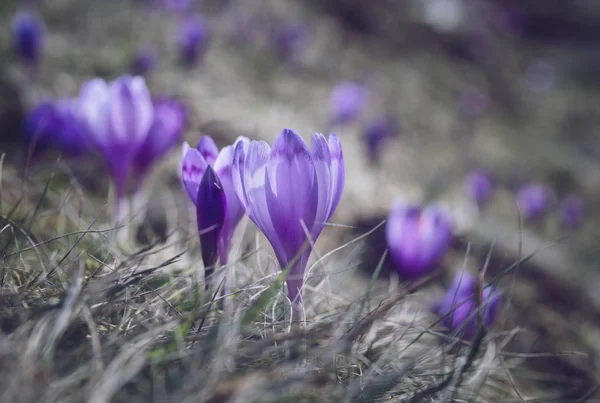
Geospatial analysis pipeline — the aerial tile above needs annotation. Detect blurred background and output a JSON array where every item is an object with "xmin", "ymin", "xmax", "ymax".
[{"xmin": 1, "ymin": 0, "xmax": 600, "ymax": 399}]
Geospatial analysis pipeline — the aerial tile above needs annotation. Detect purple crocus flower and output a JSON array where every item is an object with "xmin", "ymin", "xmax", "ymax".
[
  {"xmin": 232, "ymin": 129, "xmax": 345, "ymax": 306},
  {"xmin": 559, "ymin": 195, "xmax": 585, "ymax": 230},
  {"xmin": 464, "ymin": 170, "xmax": 494, "ymax": 208},
  {"xmin": 329, "ymin": 81, "xmax": 369, "ymax": 125},
  {"xmin": 177, "ymin": 16, "xmax": 210, "ymax": 66},
  {"xmin": 181, "ymin": 135, "xmax": 249, "ymax": 266},
  {"xmin": 24, "ymin": 98, "xmax": 89, "ymax": 157},
  {"xmin": 195, "ymin": 165, "xmax": 226, "ymax": 281},
  {"xmin": 11, "ymin": 11, "xmax": 45, "ymax": 65},
  {"xmin": 435, "ymin": 270, "xmax": 502, "ymax": 340},
  {"xmin": 78, "ymin": 75, "xmax": 154, "ymax": 203},
  {"xmin": 515, "ymin": 183, "xmax": 553, "ymax": 221},
  {"xmin": 386, "ymin": 200, "xmax": 454, "ymax": 279},
  {"xmin": 134, "ymin": 98, "xmax": 187, "ymax": 185},
  {"xmin": 131, "ymin": 47, "xmax": 158, "ymax": 76},
  {"xmin": 362, "ymin": 116, "xmax": 399, "ymax": 164}
]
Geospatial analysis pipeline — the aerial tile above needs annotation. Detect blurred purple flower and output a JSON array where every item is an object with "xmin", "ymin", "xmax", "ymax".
[
  {"xmin": 559, "ymin": 195, "xmax": 585, "ymax": 230},
  {"xmin": 459, "ymin": 88, "xmax": 488, "ymax": 119},
  {"xmin": 24, "ymin": 98, "xmax": 89, "ymax": 157},
  {"xmin": 78, "ymin": 75, "xmax": 154, "ymax": 202},
  {"xmin": 182, "ymin": 135, "xmax": 249, "ymax": 266},
  {"xmin": 178, "ymin": 16, "xmax": 210, "ymax": 66},
  {"xmin": 435, "ymin": 270, "xmax": 502, "ymax": 340},
  {"xmin": 272, "ymin": 22, "xmax": 307, "ymax": 62},
  {"xmin": 516, "ymin": 183, "xmax": 553, "ymax": 221},
  {"xmin": 134, "ymin": 98, "xmax": 187, "ymax": 184},
  {"xmin": 386, "ymin": 200, "xmax": 454, "ymax": 279},
  {"xmin": 195, "ymin": 165, "xmax": 227, "ymax": 280},
  {"xmin": 362, "ymin": 116, "xmax": 399, "ymax": 163},
  {"xmin": 11, "ymin": 11, "xmax": 45, "ymax": 65},
  {"xmin": 329, "ymin": 81, "xmax": 369, "ymax": 125},
  {"xmin": 131, "ymin": 47, "xmax": 158, "ymax": 76},
  {"xmin": 464, "ymin": 170, "xmax": 494, "ymax": 208},
  {"xmin": 526, "ymin": 59, "xmax": 556, "ymax": 93},
  {"xmin": 232, "ymin": 129, "xmax": 345, "ymax": 306},
  {"xmin": 163, "ymin": 0, "xmax": 191, "ymax": 12}
]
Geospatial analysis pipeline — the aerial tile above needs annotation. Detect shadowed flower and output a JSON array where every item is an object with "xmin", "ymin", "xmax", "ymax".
[
  {"xmin": 464, "ymin": 169, "xmax": 494, "ymax": 208},
  {"xmin": 78, "ymin": 75, "xmax": 154, "ymax": 203},
  {"xmin": 435, "ymin": 270, "xmax": 502, "ymax": 340},
  {"xmin": 329, "ymin": 81, "xmax": 369, "ymax": 125},
  {"xmin": 386, "ymin": 200, "xmax": 454, "ymax": 279},
  {"xmin": 232, "ymin": 128, "xmax": 345, "ymax": 306},
  {"xmin": 559, "ymin": 195, "xmax": 584, "ymax": 230},
  {"xmin": 181, "ymin": 135, "xmax": 249, "ymax": 266},
  {"xmin": 362, "ymin": 116, "xmax": 399, "ymax": 164},
  {"xmin": 195, "ymin": 165, "xmax": 226, "ymax": 281},
  {"xmin": 11, "ymin": 11, "xmax": 45, "ymax": 65},
  {"xmin": 134, "ymin": 98, "xmax": 187, "ymax": 186},
  {"xmin": 23, "ymin": 98, "xmax": 89, "ymax": 158},
  {"xmin": 516, "ymin": 183, "xmax": 553, "ymax": 221},
  {"xmin": 272, "ymin": 22, "xmax": 307, "ymax": 62},
  {"xmin": 131, "ymin": 47, "xmax": 158, "ymax": 76},
  {"xmin": 178, "ymin": 16, "xmax": 210, "ymax": 66}
]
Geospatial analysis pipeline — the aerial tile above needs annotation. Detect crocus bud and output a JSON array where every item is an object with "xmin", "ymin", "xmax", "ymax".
[
  {"xmin": 232, "ymin": 129, "xmax": 345, "ymax": 307},
  {"xmin": 516, "ymin": 183, "xmax": 553, "ymax": 221},
  {"xmin": 78, "ymin": 75, "xmax": 154, "ymax": 203},
  {"xmin": 464, "ymin": 170, "xmax": 494, "ymax": 209},
  {"xmin": 11, "ymin": 11, "xmax": 45, "ymax": 65},
  {"xmin": 386, "ymin": 200, "xmax": 454, "ymax": 279},
  {"xmin": 329, "ymin": 81, "xmax": 369, "ymax": 125},
  {"xmin": 131, "ymin": 47, "xmax": 158, "ymax": 76},
  {"xmin": 178, "ymin": 16, "xmax": 210, "ymax": 66},
  {"xmin": 134, "ymin": 98, "xmax": 187, "ymax": 185},
  {"xmin": 435, "ymin": 270, "xmax": 502, "ymax": 340},
  {"xmin": 182, "ymin": 135, "xmax": 249, "ymax": 266},
  {"xmin": 559, "ymin": 195, "xmax": 584, "ymax": 230},
  {"xmin": 196, "ymin": 165, "xmax": 226, "ymax": 280},
  {"xmin": 362, "ymin": 116, "xmax": 399, "ymax": 164}
]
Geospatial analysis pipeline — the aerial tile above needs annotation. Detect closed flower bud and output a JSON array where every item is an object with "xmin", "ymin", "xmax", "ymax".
[{"xmin": 11, "ymin": 11, "xmax": 45, "ymax": 65}]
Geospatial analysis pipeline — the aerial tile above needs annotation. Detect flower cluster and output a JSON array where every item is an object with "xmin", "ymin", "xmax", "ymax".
[
  {"xmin": 181, "ymin": 129, "xmax": 345, "ymax": 308},
  {"xmin": 24, "ymin": 75, "xmax": 187, "ymax": 206}
]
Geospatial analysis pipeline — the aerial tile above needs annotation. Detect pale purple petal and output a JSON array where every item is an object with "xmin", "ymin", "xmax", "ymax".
[
  {"xmin": 108, "ymin": 75, "xmax": 153, "ymax": 145},
  {"xmin": 78, "ymin": 78, "xmax": 110, "ymax": 144},
  {"xmin": 181, "ymin": 142, "xmax": 208, "ymax": 205},
  {"xmin": 197, "ymin": 135, "xmax": 219, "ymax": 166}
]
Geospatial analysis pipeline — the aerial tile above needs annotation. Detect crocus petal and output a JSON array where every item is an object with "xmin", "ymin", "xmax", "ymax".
[
  {"xmin": 108, "ymin": 75, "xmax": 153, "ymax": 145},
  {"xmin": 418, "ymin": 205, "xmax": 453, "ymax": 268},
  {"xmin": 78, "ymin": 78, "xmax": 111, "ymax": 143},
  {"xmin": 196, "ymin": 165, "xmax": 226, "ymax": 277},
  {"xmin": 197, "ymin": 135, "xmax": 219, "ymax": 166},
  {"xmin": 181, "ymin": 142, "xmax": 208, "ymax": 205}
]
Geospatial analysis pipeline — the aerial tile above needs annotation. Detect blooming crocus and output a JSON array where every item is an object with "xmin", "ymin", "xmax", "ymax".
[
  {"xmin": 177, "ymin": 16, "xmax": 210, "ymax": 66},
  {"xmin": 131, "ymin": 47, "xmax": 158, "ymax": 76},
  {"xmin": 386, "ymin": 200, "xmax": 454, "ymax": 279},
  {"xmin": 11, "ymin": 11, "xmax": 45, "ymax": 65},
  {"xmin": 516, "ymin": 183, "xmax": 553, "ymax": 221},
  {"xmin": 23, "ymin": 99, "xmax": 89, "ymax": 158},
  {"xmin": 134, "ymin": 98, "xmax": 187, "ymax": 185},
  {"xmin": 435, "ymin": 270, "xmax": 502, "ymax": 340},
  {"xmin": 329, "ymin": 81, "xmax": 369, "ymax": 125},
  {"xmin": 559, "ymin": 195, "xmax": 584, "ymax": 230},
  {"xmin": 464, "ymin": 170, "xmax": 494, "ymax": 209},
  {"xmin": 181, "ymin": 135, "xmax": 248, "ymax": 266},
  {"xmin": 362, "ymin": 116, "xmax": 399, "ymax": 164},
  {"xmin": 78, "ymin": 75, "xmax": 154, "ymax": 203},
  {"xmin": 232, "ymin": 129, "xmax": 345, "ymax": 306}
]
